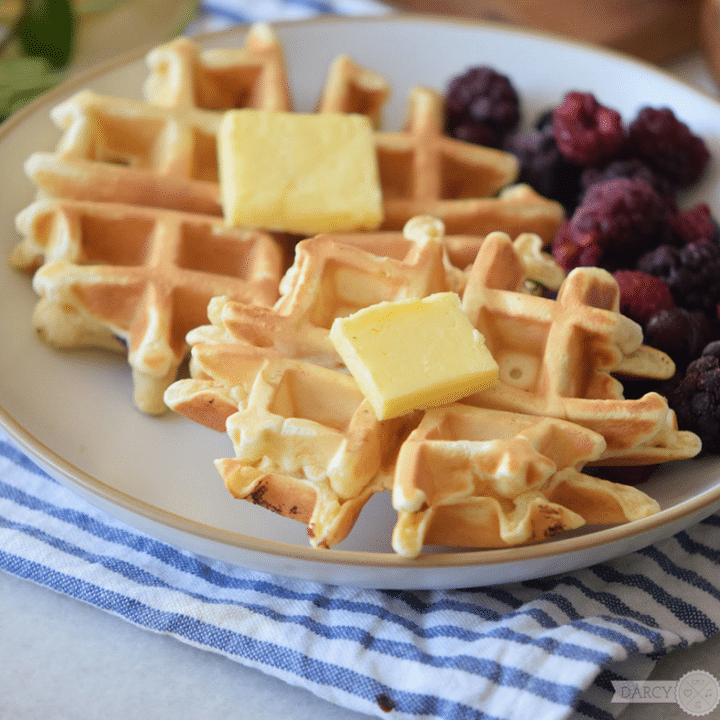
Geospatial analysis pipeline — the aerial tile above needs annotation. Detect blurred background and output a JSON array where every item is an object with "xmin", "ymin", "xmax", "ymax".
[
  {"xmin": 0, "ymin": 0, "xmax": 198, "ymax": 120},
  {"xmin": 0, "ymin": 0, "xmax": 714, "ymax": 121},
  {"xmin": 393, "ymin": 0, "xmax": 705, "ymax": 65}
]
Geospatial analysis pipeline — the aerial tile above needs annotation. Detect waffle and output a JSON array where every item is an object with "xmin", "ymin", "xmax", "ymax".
[
  {"xmin": 334, "ymin": 222, "xmax": 565, "ymax": 292},
  {"xmin": 391, "ymin": 404, "xmax": 661, "ymax": 558},
  {"xmin": 166, "ymin": 343, "xmax": 420, "ymax": 548},
  {"xmin": 374, "ymin": 87, "xmax": 564, "ymax": 237},
  {"xmin": 164, "ymin": 216, "xmax": 674, "ymax": 552},
  {"xmin": 23, "ymin": 86, "xmax": 553, "ymax": 238},
  {"xmin": 460, "ymin": 231, "xmax": 701, "ymax": 465},
  {"xmin": 24, "ymin": 88, "xmax": 225, "ymax": 216},
  {"xmin": 143, "ymin": 23, "xmax": 293, "ymax": 112},
  {"xmin": 317, "ymin": 53, "xmax": 390, "ymax": 127},
  {"xmin": 13, "ymin": 199, "xmax": 283, "ymax": 414},
  {"xmin": 185, "ymin": 215, "xmax": 461, "ymax": 369}
]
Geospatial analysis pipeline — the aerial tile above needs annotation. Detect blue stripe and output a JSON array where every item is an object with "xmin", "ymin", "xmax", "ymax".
[
  {"xmin": 590, "ymin": 562, "xmax": 718, "ymax": 638},
  {"xmin": 673, "ymin": 528, "xmax": 720, "ymax": 565},
  {"xmin": 639, "ymin": 543, "xmax": 720, "ymax": 633},
  {"xmin": 198, "ymin": 2, "xmax": 251, "ymax": 22},
  {"xmin": 0, "ymin": 437, "xmax": 61, "ymax": 481},
  {"xmin": 0, "ymin": 550, "xmax": 570, "ymax": 720},
  {"xmin": 700, "ymin": 514, "xmax": 720, "ymax": 528},
  {"xmin": 574, "ymin": 700, "xmax": 615, "ymax": 720},
  {"xmin": 471, "ymin": 585, "xmax": 527, "ymax": 610},
  {"xmin": 288, "ymin": 0, "xmax": 334, "ymax": 12},
  {"xmin": 521, "ymin": 581, "xmax": 584, "ymax": 621},
  {"xmin": 197, "ymin": 0, "xmax": 335, "ymax": 23},
  {"xmin": 526, "ymin": 575, "xmax": 659, "ymax": 627},
  {"xmin": 382, "ymin": 588, "xmax": 526, "ymax": 622},
  {"xmin": 380, "ymin": 589, "xmax": 579, "ymax": 637},
  {"xmin": 577, "ymin": 668, "xmax": 622, "ymax": 720},
  {"xmin": 520, "ymin": 585, "xmax": 669, "ymax": 654},
  {"xmin": 574, "ymin": 617, "xmax": 659, "ymax": 655}
]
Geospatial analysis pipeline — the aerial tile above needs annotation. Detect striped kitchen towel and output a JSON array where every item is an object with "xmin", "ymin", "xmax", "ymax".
[{"xmin": 2, "ymin": 426, "xmax": 720, "ymax": 720}]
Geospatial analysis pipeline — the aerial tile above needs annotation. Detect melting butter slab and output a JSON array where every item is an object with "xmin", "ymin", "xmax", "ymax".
[
  {"xmin": 330, "ymin": 292, "xmax": 499, "ymax": 420},
  {"xmin": 218, "ymin": 109, "xmax": 383, "ymax": 234}
]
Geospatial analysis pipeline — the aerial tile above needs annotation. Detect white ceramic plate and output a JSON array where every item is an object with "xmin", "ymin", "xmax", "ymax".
[{"xmin": 3, "ymin": 14, "xmax": 720, "ymax": 590}]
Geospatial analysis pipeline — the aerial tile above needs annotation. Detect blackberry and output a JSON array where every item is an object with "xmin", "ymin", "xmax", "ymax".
[
  {"xmin": 445, "ymin": 66, "xmax": 521, "ymax": 148},
  {"xmin": 669, "ymin": 203, "xmax": 719, "ymax": 246},
  {"xmin": 643, "ymin": 307, "xmax": 706, "ymax": 372},
  {"xmin": 670, "ymin": 341, "xmax": 720, "ymax": 453},
  {"xmin": 551, "ymin": 219, "xmax": 602, "ymax": 270},
  {"xmin": 628, "ymin": 106, "xmax": 710, "ymax": 189},
  {"xmin": 552, "ymin": 91, "xmax": 626, "ymax": 167},
  {"xmin": 504, "ymin": 124, "xmax": 583, "ymax": 214},
  {"xmin": 612, "ymin": 270, "xmax": 675, "ymax": 327},
  {"xmin": 580, "ymin": 158, "xmax": 674, "ymax": 200},
  {"xmin": 637, "ymin": 239, "xmax": 720, "ymax": 318},
  {"xmin": 552, "ymin": 177, "xmax": 672, "ymax": 272}
]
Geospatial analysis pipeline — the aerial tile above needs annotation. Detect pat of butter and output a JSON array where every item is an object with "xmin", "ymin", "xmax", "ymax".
[
  {"xmin": 329, "ymin": 292, "xmax": 498, "ymax": 420},
  {"xmin": 218, "ymin": 109, "xmax": 383, "ymax": 234}
]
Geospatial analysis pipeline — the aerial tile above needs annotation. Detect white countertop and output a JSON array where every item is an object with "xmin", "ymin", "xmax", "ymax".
[{"xmin": 2, "ymin": 43, "xmax": 720, "ymax": 720}]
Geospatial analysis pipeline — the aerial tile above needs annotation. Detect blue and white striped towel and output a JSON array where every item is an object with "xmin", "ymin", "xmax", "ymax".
[
  {"xmin": 3, "ymin": 2, "xmax": 720, "ymax": 720},
  {"xmin": 4, "ymin": 425, "xmax": 720, "ymax": 720}
]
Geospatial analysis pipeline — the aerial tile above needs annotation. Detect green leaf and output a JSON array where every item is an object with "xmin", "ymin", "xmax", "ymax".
[
  {"xmin": 0, "ymin": 56, "xmax": 58, "ymax": 122},
  {"xmin": 16, "ymin": 0, "xmax": 75, "ymax": 69}
]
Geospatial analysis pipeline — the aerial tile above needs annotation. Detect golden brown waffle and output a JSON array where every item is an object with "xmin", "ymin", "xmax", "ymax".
[
  {"xmin": 23, "ymin": 26, "xmax": 389, "ymax": 220},
  {"xmin": 166, "ymin": 342, "xmax": 419, "ymax": 548},
  {"xmin": 162, "ymin": 217, "xmax": 680, "ymax": 553},
  {"xmin": 24, "ymin": 86, "xmax": 550, "ymax": 237},
  {"xmin": 334, "ymin": 220, "xmax": 566, "ymax": 292},
  {"xmin": 13, "ymin": 198, "xmax": 283, "ymax": 414},
  {"xmin": 186, "ymin": 215, "xmax": 461, "ymax": 368},
  {"xmin": 374, "ymin": 87, "xmax": 564, "ymax": 237},
  {"xmin": 391, "ymin": 403, "xmax": 661, "ymax": 558},
  {"xmin": 317, "ymin": 53, "xmax": 390, "ymax": 127},
  {"xmin": 460, "ymin": 231, "xmax": 701, "ymax": 465},
  {"xmin": 24, "ymin": 88, "xmax": 226, "ymax": 216},
  {"xmin": 143, "ymin": 23, "xmax": 293, "ymax": 112}
]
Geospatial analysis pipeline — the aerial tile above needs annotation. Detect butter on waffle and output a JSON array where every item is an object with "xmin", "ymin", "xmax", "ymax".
[
  {"xmin": 23, "ymin": 25, "xmax": 390, "ymax": 221},
  {"xmin": 143, "ymin": 23, "xmax": 292, "ymax": 112},
  {"xmin": 13, "ymin": 198, "xmax": 283, "ymax": 414},
  {"xmin": 391, "ymin": 403, "xmax": 661, "ymax": 558},
  {"xmin": 166, "ymin": 343, "xmax": 419, "ymax": 548},
  {"xmin": 186, "ymin": 215, "xmax": 460, "ymax": 368},
  {"xmin": 460, "ymin": 231, "xmax": 701, "ymax": 465}
]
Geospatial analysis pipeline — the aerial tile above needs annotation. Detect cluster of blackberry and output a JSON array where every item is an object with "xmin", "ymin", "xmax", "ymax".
[{"xmin": 444, "ymin": 66, "xmax": 720, "ymax": 456}]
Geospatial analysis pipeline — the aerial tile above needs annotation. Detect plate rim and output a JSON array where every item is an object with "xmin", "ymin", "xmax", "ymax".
[{"xmin": 2, "ymin": 12, "xmax": 720, "ymax": 578}]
